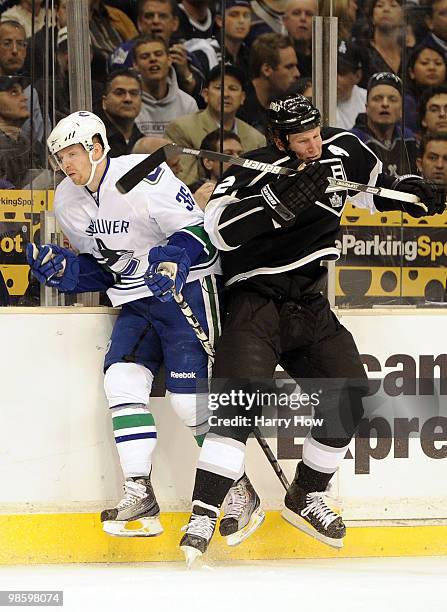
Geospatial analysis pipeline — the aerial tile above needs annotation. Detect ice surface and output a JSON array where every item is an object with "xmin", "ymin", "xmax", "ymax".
[{"xmin": 1, "ymin": 557, "xmax": 446, "ymax": 612}]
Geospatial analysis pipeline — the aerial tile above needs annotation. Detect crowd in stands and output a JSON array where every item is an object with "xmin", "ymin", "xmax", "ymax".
[{"xmin": 0, "ymin": 0, "xmax": 445, "ymax": 190}]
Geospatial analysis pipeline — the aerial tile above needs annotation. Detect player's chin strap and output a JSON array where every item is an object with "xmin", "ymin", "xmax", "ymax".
[
  {"xmin": 82, "ymin": 148, "xmax": 108, "ymax": 188},
  {"xmin": 157, "ymin": 263, "xmax": 290, "ymax": 490}
]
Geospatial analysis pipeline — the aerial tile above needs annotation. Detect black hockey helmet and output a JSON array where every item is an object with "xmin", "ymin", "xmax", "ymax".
[{"xmin": 268, "ymin": 94, "xmax": 321, "ymax": 147}]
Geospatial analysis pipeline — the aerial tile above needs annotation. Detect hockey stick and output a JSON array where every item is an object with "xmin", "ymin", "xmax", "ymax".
[
  {"xmin": 116, "ymin": 144, "xmax": 427, "ymax": 210},
  {"xmin": 327, "ymin": 177, "xmax": 427, "ymax": 210},
  {"xmin": 157, "ymin": 264, "xmax": 290, "ymax": 490},
  {"xmin": 116, "ymin": 144, "xmax": 295, "ymax": 194},
  {"xmin": 174, "ymin": 290, "xmax": 290, "ymax": 489}
]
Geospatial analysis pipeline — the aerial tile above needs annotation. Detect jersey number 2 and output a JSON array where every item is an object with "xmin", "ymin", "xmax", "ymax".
[{"xmin": 213, "ymin": 175, "xmax": 236, "ymax": 195}]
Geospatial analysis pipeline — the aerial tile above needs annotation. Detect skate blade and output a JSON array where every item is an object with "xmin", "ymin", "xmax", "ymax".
[
  {"xmin": 180, "ymin": 545, "xmax": 202, "ymax": 568},
  {"xmin": 281, "ymin": 507, "xmax": 344, "ymax": 549},
  {"xmin": 225, "ymin": 508, "xmax": 265, "ymax": 547},
  {"xmin": 102, "ymin": 516, "xmax": 164, "ymax": 537}
]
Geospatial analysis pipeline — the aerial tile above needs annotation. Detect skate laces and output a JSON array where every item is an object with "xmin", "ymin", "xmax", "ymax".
[
  {"xmin": 116, "ymin": 480, "xmax": 148, "ymax": 511},
  {"xmin": 224, "ymin": 481, "xmax": 249, "ymax": 519},
  {"xmin": 182, "ymin": 509, "xmax": 217, "ymax": 540},
  {"xmin": 301, "ymin": 492, "xmax": 339, "ymax": 529}
]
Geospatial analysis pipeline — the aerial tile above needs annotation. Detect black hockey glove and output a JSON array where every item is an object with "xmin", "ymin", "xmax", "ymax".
[
  {"xmin": 261, "ymin": 162, "xmax": 331, "ymax": 226},
  {"xmin": 392, "ymin": 175, "xmax": 442, "ymax": 218}
]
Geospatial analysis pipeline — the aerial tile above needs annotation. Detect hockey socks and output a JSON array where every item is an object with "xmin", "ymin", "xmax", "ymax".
[{"xmin": 111, "ymin": 404, "xmax": 157, "ymax": 477}]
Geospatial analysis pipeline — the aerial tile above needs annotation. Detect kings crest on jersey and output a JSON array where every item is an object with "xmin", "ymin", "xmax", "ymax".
[
  {"xmin": 53, "ymin": 154, "xmax": 221, "ymax": 306},
  {"xmin": 204, "ymin": 128, "xmax": 382, "ymax": 286}
]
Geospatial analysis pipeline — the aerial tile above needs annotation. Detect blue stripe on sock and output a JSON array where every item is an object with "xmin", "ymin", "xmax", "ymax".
[{"xmin": 115, "ymin": 432, "xmax": 157, "ymax": 443}]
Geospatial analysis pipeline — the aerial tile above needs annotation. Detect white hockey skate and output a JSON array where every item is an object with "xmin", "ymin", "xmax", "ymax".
[
  {"xmin": 219, "ymin": 475, "xmax": 265, "ymax": 546},
  {"xmin": 101, "ymin": 476, "xmax": 163, "ymax": 537},
  {"xmin": 180, "ymin": 501, "xmax": 219, "ymax": 567}
]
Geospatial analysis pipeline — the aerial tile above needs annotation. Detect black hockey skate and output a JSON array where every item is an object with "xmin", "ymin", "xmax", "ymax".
[
  {"xmin": 101, "ymin": 476, "xmax": 163, "ymax": 537},
  {"xmin": 180, "ymin": 502, "xmax": 219, "ymax": 566},
  {"xmin": 282, "ymin": 478, "xmax": 346, "ymax": 548},
  {"xmin": 219, "ymin": 475, "xmax": 265, "ymax": 546}
]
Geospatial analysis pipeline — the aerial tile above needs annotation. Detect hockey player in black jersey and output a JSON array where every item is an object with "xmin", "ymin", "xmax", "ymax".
[{"xmin": 179, "ymin": 93, "xmax": 445, "ymax": 564}]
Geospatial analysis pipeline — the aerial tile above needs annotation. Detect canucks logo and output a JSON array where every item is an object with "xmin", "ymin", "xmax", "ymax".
[{"xmin": 95, "ymin": 238, "xmax": 138, "ymax": 274}]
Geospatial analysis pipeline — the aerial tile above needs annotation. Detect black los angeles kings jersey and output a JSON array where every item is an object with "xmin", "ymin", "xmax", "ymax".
[{"xmin": 203, "ymin": 127, "xmax": 383, "ymax": 287}]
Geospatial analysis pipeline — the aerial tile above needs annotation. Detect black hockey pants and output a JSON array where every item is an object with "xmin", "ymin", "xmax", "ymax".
[{"xmin": 209, "ymin": 288, "xmax": 368, "ymax": 448}]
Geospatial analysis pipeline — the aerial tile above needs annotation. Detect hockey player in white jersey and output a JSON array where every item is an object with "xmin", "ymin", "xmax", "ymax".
[{"xmin": 26, "ymin": 110, "xmax": 225, "ymax": 537}]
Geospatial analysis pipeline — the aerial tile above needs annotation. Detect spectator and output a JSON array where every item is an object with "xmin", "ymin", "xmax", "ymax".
[
  {"xmin": 283, "ymin": 0, "xmax": 317, "ymax": 77},
  {"xmin": 165, "ymin": 63, "xmax": 265, "ymax": 185},
  {"xmin": 336, "ymin": 0, "xmax": 358, "ymax": 41},
  {"xmin": 351, "ymin": 72, "xmax": 418, "ymax": 175},
  {"xmin": 0, "ymin": 20, "xmax": 48, "ymax": 142},
  {"xmin": 237, "ymin": 32, "xmax": 299, "ymax": 134},
  {"xmin": 408, "ymin": 44, "xmax": 446, "ymax": 92},
  {"xmin": 1, "ymin": 0, "xmax": 47, "ymax": 38},
  {"xmin": 23, "ymin": 0, "xmax": 66, "ymax": 84},
  {"xmin": 405, "ymin": 43, "xmax": 447, "ymax": 132},
  {"xmin": 196, "ymin": 128, "xmax": 242, "ymax": 184},
  {"xmin": 422, "ymin": 0, "xmax": 447, "ymax": 61},
  {"xmin": 133, "ymin": 34, "xmax": 197, "ymax": 137},
  {"xmin": 419, "ymin": 84, "xmax": 447, "ymax": 135},
  {"xmin": 336, "ymin": 40, "xmax": 366, "ymax": 130},
  {"xmin": 176, "ymin": 0, "xmax": 215, "ymax": 40},
  {"xmin": 417, "ymin": 132, "xmax": 447, "ymax": 184},
  {"xmin": 101, "ymin": 68, "xmax": 144, "ymax": 156},
  {"xmin": 89, "ymin": 0, "xmax": 138, "ymax": 62},
  {"xmin": 0, "ymin": 75, "xmax": 45, "ymax": 187},
  {"xmin": 214, "ymin": 0, "xmax": 251, "ymax": 75},
  {"xmin": 132, "ymin": 134, "xmax": 182, "ymax": 175},
  {"xmin": 247, "ymin": 0, "xmax": 287, "ymax": 47},
  {"xmin": 110, "ymin": 0, "xmax": 206, "ymax": 99},
  {"xmin": 292, "ymin": 75, "xmax": 311, "ymax": 97},
  {"xmin": 191, "ymin": 129, "xmax": 243, "ymax": 208},
  {"xmin": 34, "ymin": 27, "xmax": 105, "ymax": 123},
  {"xmin": 359, "ymin": 0, "xmax": 405, "ymax": 88},
  {"xmin": 285, "ymin": 75, "xmax": 312, "ymax": 97}
]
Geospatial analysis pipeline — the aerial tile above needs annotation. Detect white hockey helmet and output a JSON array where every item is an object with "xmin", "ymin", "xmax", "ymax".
[{"xmin": 47, "ymin": 111, "xmax": 111, "ymax": 186}]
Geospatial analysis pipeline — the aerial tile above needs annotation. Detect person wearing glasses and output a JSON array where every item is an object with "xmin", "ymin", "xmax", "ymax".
[
  {"xmin": 100, "ymin": 68, "xmax": 145, "ymax": 157},
  {"xmin": 0, "ymin": 19, "xmax": 48, "ymax": 143},
  {"xmin": 419, "ymin": 84, "xmax": 447, "ymax": 137}
]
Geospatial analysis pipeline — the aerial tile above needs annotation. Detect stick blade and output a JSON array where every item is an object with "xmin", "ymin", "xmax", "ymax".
[{"xmin": 115, "ymin": 146, "xmax": 169, "ymax": 194}]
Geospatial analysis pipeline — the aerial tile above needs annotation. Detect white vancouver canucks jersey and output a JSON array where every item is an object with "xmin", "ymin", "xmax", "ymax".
[{"xmin": 54, "ymin": 154, "xmax": 221, "ymax": 306}]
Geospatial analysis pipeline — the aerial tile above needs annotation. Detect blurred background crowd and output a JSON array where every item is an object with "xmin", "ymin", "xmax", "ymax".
[
  {"xmin": 0, "ymin": 0, "xmax": 445, "ymax": 192},
  {"xmin": 0, "ymin": 0, "xmax": 446, "ymax": 307}
]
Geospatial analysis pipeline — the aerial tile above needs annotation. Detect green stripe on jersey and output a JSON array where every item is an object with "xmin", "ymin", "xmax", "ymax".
[
  {"xmin": 112, "ymin": 413, "xmax": 155, "ymax": 431},
  {"xmin": 181, "ymin": 226, "xmax": 217, "ymax": 259}
]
